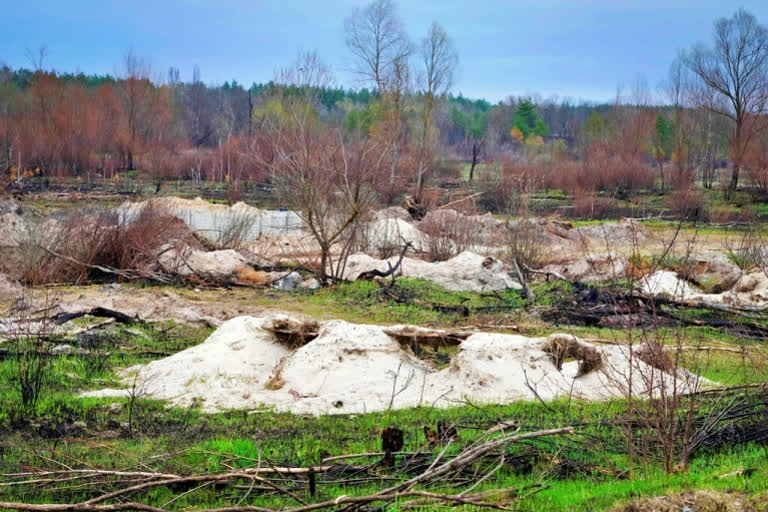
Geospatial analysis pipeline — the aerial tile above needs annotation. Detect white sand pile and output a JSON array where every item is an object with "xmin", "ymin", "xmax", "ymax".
[
  {"xmin": 541, "ymin": 253, "xmax": 628, "ymax": 283},
  {"xmin": 688, "ymin": 269, "xmax": 768, "ymax": 311},
  {"xmin": 0, "ymin": 213, "xmax": 26, "ymax": 247},
  {"xmin": 343, "ymin": 251, "xmax": 522, "ymax": 292},
  {"xmin": 86, "ymin": 315, "xmax": 704, "ymax": 415},
  {"xmin": 640, "ymin": 271, "xmax": 701, "ymax": 300},
  {"xmin": 374, "ymin": 206, "xmax": 412, "ymax": 222},
  {"xmin": 636, "ymin": 268, "xmax": 768, "ymax": 312},
  {"xmin": 363, "ymin": 217, "xmax": 430, "ymax": 253},
  {"xmin": 160, "ymin": 248, "xmax": 249, "ymax": 280}
]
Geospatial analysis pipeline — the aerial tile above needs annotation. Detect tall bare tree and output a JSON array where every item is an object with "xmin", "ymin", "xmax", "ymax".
[
  {"xmin": 686, "ymin": 8, "xmax": 768, "ymax": 193},
  {"xmin": 344, "ymin": 0, "xmax": 411, "ymax": 200},
  {"xmin": 344, "ymin": 0, "xmax": 411, "ymax": 92},
  {"xmin": 266, "ymin": 52, "xmax": 388, "ymax": 284},
  {"xmin": 414, "ymin": 21, "xmax": 458, "ymax": 202}
]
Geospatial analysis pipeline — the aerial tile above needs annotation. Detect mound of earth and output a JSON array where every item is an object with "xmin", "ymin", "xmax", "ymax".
[
  {"xmin": 640, "ymin": 270, "xmax": 702, "ymax": 300},
  {"xmin": 541, "ymin": 253, "xmax": 628, "ymax": 283},
  {"xmin": 86, "ymin": 315, "xmax": 703, "ymax": 415},
  {"xmin": 363, "ymin": 217, "xmax": 430, "ymax": 254},
  {"xmin": 0, "ymin": 273, "xmax": 22, "ymax": 303},
  {"xmin": 343, "ymin": 251, "xmax": 522, "ymax": 292},
  {"xmin": 637, "ymin": 268, "xmax": 768, "ymax": 312},
  {"xmin": 614, "ymin": 490, "xmax": 763, "ymax": 512}
]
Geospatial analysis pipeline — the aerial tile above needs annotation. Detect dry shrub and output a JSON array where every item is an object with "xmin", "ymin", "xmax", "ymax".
[
  {"xmin": 634, "ymin": 341, "xmax": 675, "ymax": 372},
  {"xmin": 544, "ymin": 152, "xmax": 654, "ymax": 197},
  {"xmin": 664, "ymin": 188, "xmax": 708, "ymax": 222},
  {"xmin": 226, "ymin": 181, "xmax": 242, "ymax": 204},
  {"xmin": 542, "ymin": 334, "xmax": 602, "ymax": 377},
  {"xmin": 235, "ymin": 266, "xmax": 270, "ymax": 285},
  {"xmin": 572, "ymin": 192, "xmax": 619, "ymax": 219},
  {"xmin": 25, "ymin": 203, "xmax": 190, "ymax": 284},
  {"xmin": 500, "ymin": 219, "xmax": 543, "ymax": 273},
  {"xmin": 419, "ymin": 209, "xmax": 478, "ymax": 261},
  {"xmin": 214, "ymin": 213, "xmax": 258, "ymax": 251},
  {"xmin": 725, "ymin": 226, "xmax": 768, "ymax": 272}
]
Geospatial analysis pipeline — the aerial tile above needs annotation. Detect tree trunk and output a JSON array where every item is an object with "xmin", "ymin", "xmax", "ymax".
[
  {"xmin": 469, "ymin": 142, "xmax": 478, "ymax": 182},
  {"xmin": 730, "ymin": 164, "xmax": 740, "ymax": 192}
]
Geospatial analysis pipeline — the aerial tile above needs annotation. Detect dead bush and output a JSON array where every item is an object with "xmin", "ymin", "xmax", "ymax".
[
  {"xmin": 213, "ymin": 213, "xmax": 258, "ymax": 251},
  {"xmin": 500, "ymin": 219, "xmax": 544, "ymax": 274},
  {"xmin": 664, "ymin": 189, "xmax": 708, "ymax": 222},
  {"xmin": 542, "ymin": 334, "xmax": 602, "ymax": 377},
  {"xmin": 573, "ymin": 192, "xmax": 619, "ymax": 219},
  {"xmin": 725, "ymin": 226, "xmax": 768, "ymax": 273},
  {"xmin": 419, "ymin": 209, "xmax": 478, "ymax": 261},
  {"xmin": 25, "ymin": 203, "xmax": 191, "ymax": 285}
]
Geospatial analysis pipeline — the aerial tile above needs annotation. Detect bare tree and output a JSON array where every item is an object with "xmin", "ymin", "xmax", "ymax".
[
  {"xmin": 265, "ymin": 52, "xmax": 389, "ymax": 284},
  {"xmin": 344, "ymin": 0, "xmax": 411, "ymax": 92},
  {"xmin": 414, "ymin": 21, "xmax": 458, "ymax": 202},
  {"xmin": 686, "ymin": 8, "xmax": 768, "ymax": 193},
  {"xmin": 24, "ymin": 44, "xmax": 48, "ymax": 72},
  {"xmin": 345, "ymin": 0, "xmax": 412, "ymax": 201}
]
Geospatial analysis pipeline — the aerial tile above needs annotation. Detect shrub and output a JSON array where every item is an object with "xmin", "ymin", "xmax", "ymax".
[
  {"xmin": 419, "ymin": 209, "xmax": 478, "ymax": 261},
  {"xmin": 25, "ymin": 203, "xmax": 191, "ymax": 284},
  {"xmin": 500, "ymin": 219, "xmax": 544, "ymax": 275},
  {"xmin": 664, "ymin": 189, "xmax": 708, "ymax": 222},
  {"xmin": 572, "ymin": 192, "xmax": 619, "ymax": 219}
]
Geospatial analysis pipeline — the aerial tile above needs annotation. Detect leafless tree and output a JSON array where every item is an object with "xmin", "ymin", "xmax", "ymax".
[
  {"xmin": 686, "ymin": 8, "xmax": 768, "ymax": 193},
  {"xmin": 414, "ymin": 21, "xmax": 458, "ymax": 202},
  {"xmin": 344, "ymin": 0, "xmax": 412, "ymax": 200},
  {"xmin": 24, "ymin": 44, "xmax": 48, "ymax": 72},
  {"xmin": 265, "ymin": 52, "xmax": 389, "ymax": 284},
  {"xmin": 344, "ymin": 0, "xmax": 411, "ymax": 92}
]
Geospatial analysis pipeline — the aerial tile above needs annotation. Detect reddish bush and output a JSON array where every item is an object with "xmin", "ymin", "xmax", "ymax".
[
  {"xmin": 26, "ymin": 203, "xmax": 192, "ymax": 285},
  {"xmin": 418, "ymin": 209, "xmax": 478, "ymax": 261},
  {"xmin": 572, "ymin": 192, "xmax": 619, "ymax": 219},
  {"xmin": 664, "ymin": 189, "xmax": 708, "ymax": 222}
]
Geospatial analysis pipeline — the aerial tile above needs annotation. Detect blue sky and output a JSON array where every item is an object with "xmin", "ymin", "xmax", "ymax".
[{"xmin": 2, "ymin": 1, "xmax": 766, "ymax": 103}]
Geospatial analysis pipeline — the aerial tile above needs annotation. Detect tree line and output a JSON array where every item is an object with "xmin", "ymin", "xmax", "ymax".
[{"xmin": 0, "ymin": 3, "xmax": 766, "ymax": 204}]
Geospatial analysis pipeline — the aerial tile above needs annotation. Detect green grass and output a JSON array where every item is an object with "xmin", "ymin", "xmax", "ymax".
[{"xmin": 2, "ymin": 279, "xmax": 768, "ymax": 510}]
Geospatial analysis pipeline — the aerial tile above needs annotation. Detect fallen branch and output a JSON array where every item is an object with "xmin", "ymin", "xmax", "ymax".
[{"xmin": 52, "ymin": 307, "xmax": 140, "ymax": 326}]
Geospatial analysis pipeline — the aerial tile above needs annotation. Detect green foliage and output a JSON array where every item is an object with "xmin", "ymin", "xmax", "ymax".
[
  {"xmin": 342, "ymin": 101, "xmax": 383, "ymax": 135},
  {"xmin": 583, "ymin": 110, "xmax": 605, "ymax": 142},
  {"xmin": 512, "ymin": 99, "xmax": 539, "ymax": 139},
  {"xmin": 652, "ymin": 113, "xmax": 674, "ymax": 160}
]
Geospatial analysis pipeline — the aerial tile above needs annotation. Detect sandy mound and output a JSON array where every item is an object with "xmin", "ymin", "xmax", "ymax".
[
  {"xmin": 690, "ymin": 251, "xmax": 743, "ymax": 292},
  {"xmin": 87, "ymin": 315, "xmax": 703, "ymax": 415},
  {"xmin": 542, "ymin": 253, "xmax": 628, "ymax": 282},
  {"xmin": 0, "ymin": 273, "xmax": 22, "ymax": 303},
  {"xmin": 160, "ymin": 248, "xmax": 249, "ymax": 280},
  {"xmin": 374, "ymin": 206, "xmax": 412, "ymax": 222},
  {"xmin": 343, "ymin": 251, "xmax": 522, "ymax": 292},
  {"xmin": 363, "ymin": 217, "xmax": 430, "ymax": 254},
  {"xmin": 640, "ymin": 270, "xmax": 701, "ymax": 300},
  {"xmin": 613, "ymin": 490, "xmax": 761, "ymax": 512}
]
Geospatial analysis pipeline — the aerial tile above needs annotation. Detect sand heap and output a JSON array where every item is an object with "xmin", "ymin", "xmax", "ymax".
[
  {"xmin": 343, "ymin": 251, "xmax": 522, "ymax": 292},
  {"xmin": 636, "ymin": 268, "xmax": 768, "ymax": 312},
  {"xmin": 87, "ymin": 315, "xmax": 703, "ymax": 415}
]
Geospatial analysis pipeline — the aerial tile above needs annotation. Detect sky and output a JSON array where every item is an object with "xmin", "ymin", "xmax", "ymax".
[{"xmin": 2, "ymin": 0, "xmax": 767, "ymax": 103}]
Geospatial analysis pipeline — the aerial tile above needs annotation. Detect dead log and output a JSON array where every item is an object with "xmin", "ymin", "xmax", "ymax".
[
  {"xmin": 357, "ymin": 241, "xmax": 413, "ymax": 282},
  {"xmin": 52, "ymin": 307, "xmax": 140, "ymax": 326}
]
